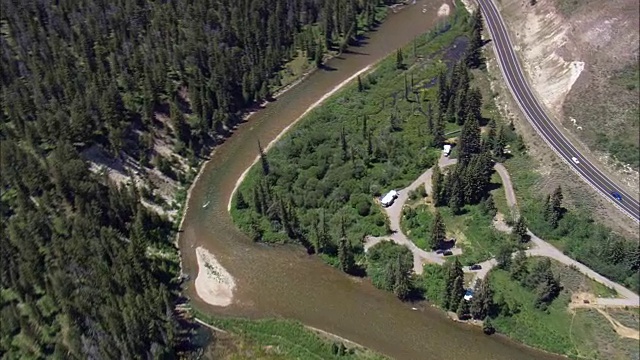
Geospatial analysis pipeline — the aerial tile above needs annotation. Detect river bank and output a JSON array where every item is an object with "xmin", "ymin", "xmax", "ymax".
[{"xmin": 176, "ymin": 1, "xmax": 564, "ymax": 359}]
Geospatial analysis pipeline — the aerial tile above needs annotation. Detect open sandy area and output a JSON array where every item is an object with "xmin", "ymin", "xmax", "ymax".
[{"xmin": 195, "ymin": 246, "xmax": 236, "ymax": 307}]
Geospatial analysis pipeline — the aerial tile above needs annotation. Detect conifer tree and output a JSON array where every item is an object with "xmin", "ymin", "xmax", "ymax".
[
  {"xmin": 450, "ymin": 275, "xmax": 465, "ymax": 311},
  {"xmin": 338, "ymin": 236, "xmax": 354, "ymax": 274},
  {"xmin": 470, "ymin": 278, "xmax": 493, "ymax": 320},
  {"xmin": 431, "ymin": 165, "xmax": 445, "ymax": 206},
  {"xmin": 458, "ymin": 115, "xmax": 481, "ymax": 165},
  {"xmin": 510, "ymin": 249, "xmax": 529, "ymax": 282},
  {"xmin": 513, "ymin": 216, "xmax": 529, "ymax": 243},
  {"xmin": 430, "ymin": 210, "xmax": 446, "ymax": 250},
  {"xmin": 258, "ymin": 141, "xmax": 270, "ymax": 176},
  {"xmin": 457, "ymin": 297, "xmax": 470, "ymax": 319},
  {"xmin": 357, "ymin": 75, "xmax": 363, "ymax": 92},
  {"xmin": 549, "ymin": 186, "xmax": 563, "ymax": 228},
  {"xmin": 396, "ymin": 49, "xmax": 404, "ymax": 69},
  {"xmin": 465, "ymin": 10, "xmax": 485, "ymax": 68},
  {"xmin": 235, "ymin": 191, "xmax": 248, "ymax": 210}
]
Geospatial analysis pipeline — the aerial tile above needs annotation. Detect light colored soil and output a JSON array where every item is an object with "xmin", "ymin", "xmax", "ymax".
[
  {"xmin": 194, "ymin": 246, "xmax": 236, "ymax": 307},
  {"xmin": 482, "ymin": 27, "xmax": 640, "ymax": 239},
  {"xmin": 495, "ymin": 0, "xmax": 639, "ymax": 192},
  {"xmin": 437, "ymin": 3, "xmax": 451, "ymax": 16}
]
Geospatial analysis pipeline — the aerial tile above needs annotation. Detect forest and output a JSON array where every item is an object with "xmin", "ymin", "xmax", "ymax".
[{"xmin": 0, "ymin": 0, "xmax": 394, "ymax": 358}]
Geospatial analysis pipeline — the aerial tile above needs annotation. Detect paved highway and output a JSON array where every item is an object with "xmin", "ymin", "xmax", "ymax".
[{"xmin": 477, "ymin": 0, "xmax": 640, "ymax": 222}]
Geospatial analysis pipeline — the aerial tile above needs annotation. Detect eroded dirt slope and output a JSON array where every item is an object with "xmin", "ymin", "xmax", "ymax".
[{"xmin": 496, "ymin": 0, "xmax": 639, "ymax": 190}]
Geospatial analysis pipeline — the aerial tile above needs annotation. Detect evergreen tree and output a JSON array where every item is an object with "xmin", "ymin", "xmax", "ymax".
[
  {"xmin": 458, "ymin": 115, "xmax": 482, "ymax": 165},
  {"xmin": 357, "ymin": 75, "xmax": 364, "ymax": 92},
  {"xmin": 496, "ymin": 244, "xmax": 513, "ymax": 270},
  {"xmin": 393, "ymin": 254, "xmax": 411, "ymax": 300},
  {"xmin": 510, "ymin": 249, "xmax": 529, "ymax": 282},
  {"xmin": 470, "ymin": 278, "xmax": 493, "ymax": 320},
  {"xmin": 450, "ymin": 275, "xmax": 465, "ymax": 311},
  {"xmin": 396, "ymin": 49, "xmax": 404, "ymax": 69},
  {"xmin": 437, "ymin": 70, "xmax": 449, "ymax": 110},
  {"xmin": 429, "ymin": 210, "xmax": 446, "ymax": 250},
  {"xmin": 431, "ymin": 165, "xmax": 444, "ymax": 206},
  {"xmin": 258, "ymin": 141, "xmax": 270, "ymax": 176},
  {"xmin": 444, "ymin": 258, "xmax": 464, "ymax": 310},
  {"xmin": 448, "ymin": 176, "xmax": 463, "ymax": 215},
  {"xmin": 456, "ymin": 297, "xmax": 470, "ymax": 320},
  {"xmin": 549, "ymin": 186, "xmax": 563, "ymax": 228},
  {"xmin": 481, "ymin": 195, "xmax": 497, "ymax": 217},
  {"xmin": 338, "ymin": 236, "xmax": 354, "ymax": 274},
  {"xmin": 513, "ymin": 216, "xmax": 529, "ymax": 243},
  {"xmin": 235, "ymin": 191, "xmax": 248, "ymax": 210},
  {"xmin": 340, "ymin": 126, "xmax": 349, "ymax": 162},
  {"xmin": 465, "ymin": 10, "xmax": 484, "ymax": 68},
  {"xmin": 493, "ymin": 125, "xmax": 507, "ymax": 159},
  {"xmin": 482, "ymin": 317, "xmax": 495, "ymax": 335}
]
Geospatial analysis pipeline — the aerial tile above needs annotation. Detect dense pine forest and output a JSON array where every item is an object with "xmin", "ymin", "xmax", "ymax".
[{"xmin": 0, "ymin": 0, "xmax": 394, "ymax": 358}]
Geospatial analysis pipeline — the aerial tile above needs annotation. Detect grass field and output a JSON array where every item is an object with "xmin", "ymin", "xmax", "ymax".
[
  {"xmin": 402, "ymin": 201, "xmax": 514, "ymax": 265},
  {"xmin": 194, "ymin": 313, "xmax": 388, "ymax": 360},
  {"xmin": 487, "ymin": 258, "xmax": 638, "ymax": 360}
]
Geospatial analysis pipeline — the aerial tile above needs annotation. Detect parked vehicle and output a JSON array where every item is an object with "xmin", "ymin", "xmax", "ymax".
[
  {"xmin": 443, "ymin": 250, "xmax": 453, "ymax": 256},
  {"xmin": 469, "ymin": 264, "xmax": 481, "ymax": 270}
]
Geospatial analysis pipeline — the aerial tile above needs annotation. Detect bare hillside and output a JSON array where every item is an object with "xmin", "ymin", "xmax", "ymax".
[{"xmin": 496, "ymin": 0, "xmax": 639, "ymax": 191}]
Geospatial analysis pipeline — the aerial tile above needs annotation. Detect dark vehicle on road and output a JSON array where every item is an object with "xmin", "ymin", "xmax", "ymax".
[
  {"xmin": 436, "ymin": 249, "xmax": 444, "ymax": 254},
  {"xmin": 610, "ymin": 191, "xmax": 622, "ymax": 201},
  {"xmin": 469, "ymin": 264, "xmax": 481, "ymax": 270},
  {"xmin": 443, "ymin": 250, "xmax": 453, "ymax": 256}
]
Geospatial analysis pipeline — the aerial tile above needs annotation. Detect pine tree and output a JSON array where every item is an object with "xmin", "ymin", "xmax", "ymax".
[
  {"xmin": 338, "ymin": 236, "xmax": 354, "ymax": 274},
  {"xmin": 393, "ymin": 254, "xmax": 411, "ymax": 300},
  {"xmin": 437, "ymin": 70, "xmax": 449, "ymax": 110},
  {"xmin": 396, "ymin": 49, "xmax": 404, "ymax": 69},
  {"xmin": 465, "ymin": 10, "xmax": 484, "ymax": 68},
  {"xmin": 450, "ymin": 275, "xmax": 465, "ymax": 311},
  {"xmin": 456, "ymin": 297, "xmax": 471, "ymax": 319},
  {"xmin": 549, "ymin": 186, "xmax": 563, "ymax": 228},
  {"xmin": 513, "ymin": 216, "xmax": 528, "ymax": 243},
  {"xmin": 235, "ymin": 191, "xmax": 248, "ymax": 210},
  {"xmin": 429, "ymin": 210, "xmax": 446, "ymax": 250},
  {"xmin": 458, "ymin": 115, "xmax": 481, "ymax": 165},
  {"xmin": 470, "ymin": 278, "xmax": 493, "ymax": 320},
  {"xmin": 510, "ymin": 249, "xmax": 529, "ymax": 282},
  {"xmin": 357, "ymin": 75, "xmax": 363, "ymax": 92},
  {"xmin": 482, "ymin": 317, "xmax": 495, "ymax": 335},
  {"xmin": 448, "ymin": 176, "xmax": 463, "ymax": 215},
  {"xmin": 258, "ymin": 141, "xmax": 270, "ymax": 176},
  {"xmin": 482, "ymin": 194, "xmax": 497, "ymax": 217},
  {"xmin": 431, "ymin": 165, "xmax": 444, "ymax": 206},
  {"xmin": 493, "ymin": 125, "xmax": 507, "ymax": 159},
  {"xmin": 362, "ymin": 115, "xmax": 368, "ymax": 139},
  {"xmin": 496, "ymin": 244, "xmax": 512, "ymax": 270},
  {"xmin": 340, "ymin": 127, "xmax": 348, "ymax": 162}
]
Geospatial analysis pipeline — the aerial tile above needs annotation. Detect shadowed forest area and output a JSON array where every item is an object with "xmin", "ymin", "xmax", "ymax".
[{"xmin": 0, "ymin": 0, "xmax": 394, "ymax": 358}]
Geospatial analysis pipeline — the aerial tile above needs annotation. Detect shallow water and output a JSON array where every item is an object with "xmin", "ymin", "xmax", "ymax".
[{"xmin": 178, "ymin": 1, "xmax": 562, "ymax": 359}]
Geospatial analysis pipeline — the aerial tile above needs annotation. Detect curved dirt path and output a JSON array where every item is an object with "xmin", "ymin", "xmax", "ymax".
[{"xmin": 365, "ymin": 155, "xmax": 639, "ymax": 307}]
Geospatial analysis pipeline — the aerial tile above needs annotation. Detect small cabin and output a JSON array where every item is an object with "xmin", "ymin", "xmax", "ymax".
[{"xmin": 381, "ymin": 190, "xmax": 399, "ymax": 207}]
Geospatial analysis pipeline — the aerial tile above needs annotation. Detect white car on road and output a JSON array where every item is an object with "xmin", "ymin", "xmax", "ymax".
[{"xmin": 571, "ymin": 156, "xmax": 580, "ymax": 164}]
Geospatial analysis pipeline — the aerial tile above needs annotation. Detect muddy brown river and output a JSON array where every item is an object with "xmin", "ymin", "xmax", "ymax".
[{"xmin": 179, "ymin": 1, "xmax": 561, "ymax": 359}]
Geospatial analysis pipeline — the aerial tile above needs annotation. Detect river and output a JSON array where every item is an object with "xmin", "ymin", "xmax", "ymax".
[{"xmin": 178, "ymin": 1, "xmax": 561, "ymax": 359}]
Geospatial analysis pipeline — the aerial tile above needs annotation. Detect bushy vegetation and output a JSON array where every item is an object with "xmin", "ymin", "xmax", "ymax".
[
  {"xmin": 231, "ymin": 6, "xmax": 500, "ymax": 282},
  {"xmin": 195, "ymin": 314, "xmax": 388, "ymax": 360},
  {"xmin": 366, "ymin": 241, "xmax": 414, "ymax": 299},
  {"xmin": 487, "ymin": 257, "xmax": 639, "ymax": 359},
  {"xmin": 503, "ymin": 153, "xmax": 640, "ymax": 293},
  {"xmin": 0, "ymin": 0, "xmax": 399, "ymax": 357},
  {"xmin": 231, "ymin": 8, "xmax": 478, "ymax": 269}
]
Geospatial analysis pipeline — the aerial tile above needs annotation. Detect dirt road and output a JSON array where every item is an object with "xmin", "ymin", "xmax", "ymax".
[{"xmin": 365, "ymin": 155, "xmax": 639, "ymax": 307}]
